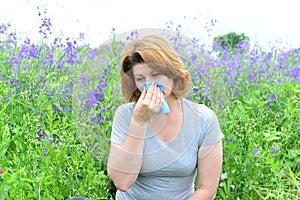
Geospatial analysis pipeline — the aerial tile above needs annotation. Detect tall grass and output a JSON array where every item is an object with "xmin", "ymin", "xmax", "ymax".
[{"xmin": 0, "ymin": 11, "xmax": 299, "ymax": 200}]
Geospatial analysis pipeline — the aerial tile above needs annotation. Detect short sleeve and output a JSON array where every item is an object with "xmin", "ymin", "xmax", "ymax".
[
  {"xmin": 198, "ymin": 106, "xmax": 224, "ymax": 147},
  {"xmin": 110, "ymin": 103, "xmax": 133, "ymax": 145}
]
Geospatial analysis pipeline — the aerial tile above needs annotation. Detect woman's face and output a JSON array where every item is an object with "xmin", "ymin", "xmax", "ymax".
[{"xmin": 133, "ymin": 63, "xmax": 174, "ymax": 99}]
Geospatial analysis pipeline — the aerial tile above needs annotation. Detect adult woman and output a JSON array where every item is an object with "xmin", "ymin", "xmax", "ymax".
[{"xmin": 107, "ymin": 34, "xmax": 224, "ymax": 200}]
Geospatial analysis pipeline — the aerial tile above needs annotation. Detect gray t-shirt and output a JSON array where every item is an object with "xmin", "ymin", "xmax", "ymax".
[{"xmin": 110, "ymin": 98, "xmax": 224, "ymax": 200}]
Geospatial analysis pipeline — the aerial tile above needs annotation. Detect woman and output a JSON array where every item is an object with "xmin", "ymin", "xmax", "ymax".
[{"xmin": 107, "ymin": 34, "xmax": 224, "ymax": 200}]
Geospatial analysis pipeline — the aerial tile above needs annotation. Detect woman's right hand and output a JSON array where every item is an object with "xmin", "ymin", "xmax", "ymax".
[{"xmin": 132, "ymin": 82, "xmax": 164, "ymax": 126}]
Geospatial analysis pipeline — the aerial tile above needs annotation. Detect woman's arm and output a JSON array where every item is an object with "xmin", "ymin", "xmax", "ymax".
[
  {"xmin": 107, "ymin": 83, "xmax": 163, "ymax": 192},
  {"xmin": 188, "ymin": 140, "xmax": 223, "ymax": 200},
  {"xmin": 107, "ymin": 119, "xmax": 147, "ymax": 192}
]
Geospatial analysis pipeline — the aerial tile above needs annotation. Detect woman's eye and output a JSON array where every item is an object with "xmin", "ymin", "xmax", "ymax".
[
  {"xmin": 136, "ymin": 78, "xmax": 144, "ymax": 82},
  {"xmin": 152, "ymin": 73, "xmax": 160, "ymax": 77}
]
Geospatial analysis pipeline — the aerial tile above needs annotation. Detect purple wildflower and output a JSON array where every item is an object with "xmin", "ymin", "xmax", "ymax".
[
  {"xmin": 49, "ymin": 134, "xmax": 54, "ymax": 144},
  {"xmin": 253, "ymin": 146, "xmax": 261, "ymax": 157},
  {"xmin": 265, "ymin": 99, "xmax": 273, "ymax": 109},
  {"xmin": 66, "ymin": 108, "xmax": 72, "ymax": 113},
  {"xmin": 270, "ymin": 146, "xmax": 276, "ymax": 152},
  {"xmin": 248, "ymin": 73, "xmax": 257, "ymax": 82},
  {"xmin": 95, "ymin": 115, "xmax": 103, "ymax": 122},
  {"xmin": 193, "ymin": 87, "xmax": 200, "ymax": 93},
  {"xmin": 269, "ymin": 93, "xmax": 277, "ymax": 100},
  {"xmin": 43, "ymin": 150, "xmax": 48, "ymax": 157},
  {"xmin": 271, "ymin": 154, "xmax": 276, "ymax": 158},
  {"xmin": 100, "ymin": 108, "xmax": 107, "ymax": 114},
  {"xmin": 289, "ymin": 67, "xmax": 300, "ymax": 83},
  {"xmin": 85, "ymin": 89, "xmax": 103, "ymax": 109},
  {"xmin": 79, "ymin": 32, "xmax": 85, "ymax": 40},
  {"xmin": 87, "ymin": 49, "xmax": 98, "ymax": 60},
  {"xmin": 80, "ymin": 74, "xmax": 91, "ymax": 85},
  {"xmin": 41, "ymin": 131, "xmax": 46, "ymax": 140},
  {"xmin": 54, "ymin": 107, "xmax": 60, "ymax": 113},
  {"xmin": 201, "ymin": 92, "xmax": 208, "ymax": 97},
  {"xmin": 267, "ymin": 100, "xmax": 272, "ymax": 106}
]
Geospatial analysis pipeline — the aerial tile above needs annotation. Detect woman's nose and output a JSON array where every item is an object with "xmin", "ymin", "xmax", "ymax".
[
  {"xmin": 144, "ymin": 77, "xmax": 151, "ymax": 82},
  {"xmin": 147, "ymin": 77, "xmax": 157, "ymax": 82}
]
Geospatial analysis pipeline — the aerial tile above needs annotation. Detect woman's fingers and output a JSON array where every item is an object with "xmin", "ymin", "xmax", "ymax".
[
  {"xmin": 136, "ymin": 83, "xmax": 163, "ymax": 119},
  {"xmin": 142, "ymin": 82, "xmax": 155, "ymax": 104},
  {"xmin": 150, "ymin": 83, "xmax": 159, "ymax": 105},
  {"xmin": 155, "ymin": 87, "xmax": 163, "ymax": 106},
  {"xmin": 149, "ymin": 85, "xmax": 163, "ymax": 113},
  {"xmin": 140, "ymin": 85, "xmax": 147, "ymax": 99}
]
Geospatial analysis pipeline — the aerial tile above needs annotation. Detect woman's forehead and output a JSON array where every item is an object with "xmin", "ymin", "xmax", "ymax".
[{"xmin": 133, "ymin": 64, "xmax": 155, "ymax": 75}]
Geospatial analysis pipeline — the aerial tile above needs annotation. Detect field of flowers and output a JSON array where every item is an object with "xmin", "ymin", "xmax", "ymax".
[{"xmin": 0, "ymin": 11, "xmax": 299, "ymax": 200}]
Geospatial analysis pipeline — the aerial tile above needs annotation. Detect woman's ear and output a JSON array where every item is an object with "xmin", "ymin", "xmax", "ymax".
[{"xmin": 172, "ymin": 77, "xmax": 184, "ymax": 97}]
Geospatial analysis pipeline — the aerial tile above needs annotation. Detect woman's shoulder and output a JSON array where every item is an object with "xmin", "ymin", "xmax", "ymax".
[
  {"xmin": 182, "ymin": 98, "xmax": 213, "ymax": 115},
  {"xmin": 115, "ymin": 101, "xmax": 136, "ymax": 115},
  {"xmin": 117, "ymin": 101, "xmax": 136, "ymax": 109}
]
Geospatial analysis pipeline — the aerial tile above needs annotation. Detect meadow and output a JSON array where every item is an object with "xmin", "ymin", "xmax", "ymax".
[{"xmin": 0, "ymin": 12, "xmax": 299, "ymax": 200}]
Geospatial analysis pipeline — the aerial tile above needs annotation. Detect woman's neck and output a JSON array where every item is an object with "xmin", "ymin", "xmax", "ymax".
[{"xmin": 165, "ymin": 96, "xmax": 182, "ymax": 113}]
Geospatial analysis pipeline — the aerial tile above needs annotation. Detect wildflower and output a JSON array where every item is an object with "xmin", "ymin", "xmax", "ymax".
[
  {"xmin": 87, "ymin": 49, "xmax": 98, "ymax": 60},
  {"xmin": 253, "ymin": 146, "xmax": 261, "ymax": 156},
  {"xmin": 49, "ymin": 134, "xmax": 54, "ymax": 144},
  {"xmin": 267, "ymin": 100, "xmax": 272, "ymax": 106},
  {"xmin": 270, "ymin": 146, "xmax": 276, "ymax": 152},
  {"xmin": 193, "ymin": 87, "xmax": 200, "ymax": 93},
  {"xmin": 265, "ymin": 100, "xmax": 273, "ymax": 109},
  {"xmin": 224, "ymin": 137, "xmax": 235, "ymax": 145},
  {"xmin": 66, "ymin": 108, "xmax": 72, "ymax": 113},
  {"xmin": 220, "ymin": 172, "xmax": 228, "ymax": 180},
  {"xmin": 0, "ymin": 169, "xmax": 4, "ymax": 173},
  {"xmin": 79, "ymin": 73, "xmax": 91, "ymax": 85},
  {"xmin": 37, "ymin": 126, "xmax": 42, "ymax": 131},
  {"xmin": 86, "ymin": 89, "xmax": 98, "ymax": 109},
  {"xmin": 269, "ymin": 93, "xmax": 277, "ymax": 100},
  {"xmin": 79, "ymin": 32, "xmax": 85, "ymax": 40},
  {"xmin": 248, "ymin": 73, "xmax": 256, "ymax": 82},
  {"xmin": 100, "ymin": 109, "xmax": 107, "ymax": 114},
  {"xmin": 269, "ymin": 146, "xmax": 280, "ymax": 158},
  {"xmin": 54, "ymin": 107, "xmax": 60, "ymax": 113},
  {"xmin": 201, "ymin": 92, "xmax": 208, "ymax": 97},
  {"xmin": 41, "ymin": 131, "xmax": 46, "ymax": 139},
  {"xmin": 289, "ymin": 67, "xmax": 300, "ymax": 83},
  {"xmin": 95, "ymin": 115, "xmax": 103, "ymax": 122}
]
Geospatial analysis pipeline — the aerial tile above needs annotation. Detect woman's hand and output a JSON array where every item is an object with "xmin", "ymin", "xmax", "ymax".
[{"xmin": 132, "ymin": 82, "xmax": 164, "ymax": 126}]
